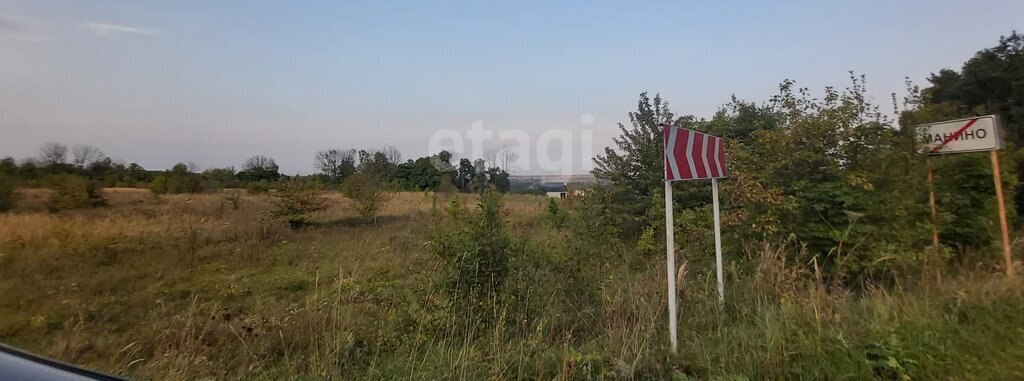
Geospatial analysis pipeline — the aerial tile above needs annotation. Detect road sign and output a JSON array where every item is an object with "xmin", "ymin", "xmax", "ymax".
[
  {"xmin": 918, "ymin": 115, "xmax": 1003, "ymax": 155},
  {"xmin": 664, "ymin": 126, "xmax": 727, "ymax": 181},
  {"xmin": 662, "ymin": 124, "xmax": 729, "ymax": 354},
  {"xmin": 917, "ymin": 115, "xmax": 1014, "ymax": 279}
]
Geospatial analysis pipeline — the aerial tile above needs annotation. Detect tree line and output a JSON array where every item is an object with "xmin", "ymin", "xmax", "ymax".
[{"xmin": 0, "ymin": 143, "xmax": 512, "ymax": 196}]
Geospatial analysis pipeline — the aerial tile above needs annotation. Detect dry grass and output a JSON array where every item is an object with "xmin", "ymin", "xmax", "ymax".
[
  {"xmin": 0, "ymin": 187, "xmax": 556, "ymax": 379},
  {"xmin": 0, "ymin": 188, "xmax": 1022, "ymax": 380}
]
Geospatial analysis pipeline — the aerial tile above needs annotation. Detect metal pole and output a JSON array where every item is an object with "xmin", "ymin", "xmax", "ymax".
[
  {"xmin": 990, "ymin": 151, "xmax": 1014, "ymax": 278},
  {"xmin": 712, "ymin": 178, "xmax": 724, "ymax": 306},
  {"xmin": 664, "ymin": 180, "xmax": 678, "ymax": 353},
  {"xmin": 927, "ymin": 158, "xmax": 942, "ymax": 283}
]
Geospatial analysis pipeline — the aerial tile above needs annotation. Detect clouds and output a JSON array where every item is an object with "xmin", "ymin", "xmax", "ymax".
[
  {"xmin": 0, "ymin": 16, "xmax": 161, "ymax": 41},
  {"xmin": 87, "ymin": 22, "xmax": 159, "ymax": 38}
]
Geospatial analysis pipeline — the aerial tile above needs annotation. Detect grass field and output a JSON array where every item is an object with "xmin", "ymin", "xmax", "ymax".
[{"xmin": 1, "ymin": 188, "xmax": 1022, "ymax": 380}]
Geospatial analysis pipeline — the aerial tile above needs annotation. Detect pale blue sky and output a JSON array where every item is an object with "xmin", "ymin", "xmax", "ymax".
[{"xmin": 1, "ymin": 1, "xmax": 1021, "ymax": 174}]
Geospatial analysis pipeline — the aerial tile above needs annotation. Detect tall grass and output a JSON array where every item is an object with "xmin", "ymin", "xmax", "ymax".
[{"xmin": 0, "ymin": 189, "xmax": 1021, "ymax": 379}]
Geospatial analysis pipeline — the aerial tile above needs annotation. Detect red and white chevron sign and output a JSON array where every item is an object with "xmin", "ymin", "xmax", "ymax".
[{"xmin": 663, "ymin": 124, "xmax": 727, "ymax": 181}]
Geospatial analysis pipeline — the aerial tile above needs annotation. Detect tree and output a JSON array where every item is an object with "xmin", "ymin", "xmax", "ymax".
[
  {"xmin": 240, "ymin": 155, "xmax": 280, "ymax": 182},
  {"xmin": 471, "ymin": 159, "xmax": 488, "ymax": 192},
  {"xmin": 39, "ymin": 143, "xmax": 68, "ymax": 166},
  {"xmin": 202, "ymin": 167, "xmax": 238, "ymax": 190},
  {"xmin": 342, "ymin": 171, "xmax": 391, "ymax": 223},
  {"xmin": 436, "ymin": 150, "xmax": 454, "ymax": 170},
  {"xmin": 484, "ymin": 149, "xmax": 499, "ymax": 169},
  {"xmin": 71, "ymin": 145, "xmax": 105, "ymax": 168},
  {"xmin": 165, "ymin": 163, "xmax": 204, "ymax": 193},
  {"xmin": 591, "ymin": 92, "xmax": 675, "ymax": 237},
  {"xmin": 315, "ymin": 149, "xmax": 357, "ymax": 183},
  {"xmin": 456, "ymin": 158, "xmax": 475, "ymax": 192},
  {"xmin": 357, "ymin": 149, "xmax": 397, "ymax": 181},
  {"xmin": 126, "ymin": 163, "xmax": 149, "ymax": 183},
  {"xmin": 271, "ymin": 179, "xmax": 328, "ymax": 229},
  {"xmin": 498, "ymin": 144, "xmax": 519, "ymax": 173},
  {"xmin": 485, "ymin": 167, "xmax": 510, "ymax": 192},
  {"xmin": 919, "ymin": 31, "xmax": 1024, "ymax": 215},
  {"xmin": 382, "ymin": 146, "xmax": 402, "ymax": 165},
  {"xmin": 0, "ymin": 157, "xmax": 16, "ymax": 176},
  {"xmin": 395, "ymin": 157, "xmax": 442, "ymax": 190}
]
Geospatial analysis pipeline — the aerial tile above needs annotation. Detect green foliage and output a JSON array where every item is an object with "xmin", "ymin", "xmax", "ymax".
[
  {"xmin": 864, "ymin": 335, "xmax": 917, "ymax": 380},
  {"xmin": 394, "ymin": 156, "xmax": 445, "ymax": 191},
  {"xmin": 150, "ymin": 175, "xmax": 168, "ymax": 195},
  {"xmin": 452, "ymin": 157, "xmax": 510, "ymax": 193},
  {"xmin": 269, "ymin": 179, "xmax": 328, "ymax": 228},
  {"xmin": 545, "ymin": 197, "xmax": 564, "ymax": 227},
  {"xmin": 721, "ymin": 76, "xmax": 930, "ymax": 273},
  {"xmin": 245, "ymin": 180, "xmax": 271, "ymax": 194},
  {"xmin": 46, "ymin": 173, "xmax": 106, "ymax": 211},
  {"xmin": 0, "ymin": 174, "xmax": 15, "ymax": 212},
  {"xmin": 430, "ymin": 190, "xmax": 512, "ymax": 307},
  {"xmin": 342, "ymin": 171, "xmax": 391, "ymax": 222},
  {"xmin": 202, "ymin": 167, "xmax": 238, "ymax": 190},
  {"xmin": 164, "ymin": 163, "xmax": 204, "ymax": 194},
  {"xmin": 923, "ymin": 32, "xmax": 1023, "ymax": 149},
  {"xmin": 592, "ymin": 92, "xmax": 675, "ymax": 238},
  {"xmin": 594, "ymin": 77, "xmax": 937, "ymax": 283},
  {"xmin": 902, "ymin": 65, "xmax": 1019, "ymax": 257}
]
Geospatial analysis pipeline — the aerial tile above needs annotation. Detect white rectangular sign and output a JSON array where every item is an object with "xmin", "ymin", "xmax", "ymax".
[{"xmin": 918, "ymin": 115, "xmax": 1003, "ymax": 155}]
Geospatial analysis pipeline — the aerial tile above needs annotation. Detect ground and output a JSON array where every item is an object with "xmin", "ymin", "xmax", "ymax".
[{"xmin": 0, "ymin": 188, "xmax": 1022, "ymax": 380}]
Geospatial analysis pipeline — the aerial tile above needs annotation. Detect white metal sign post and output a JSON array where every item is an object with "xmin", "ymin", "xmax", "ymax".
[
  {"xmin": 917, "ymin": 115, "xmax": 1013, "ymax": 278},
  {"xmin": 663, "ymin": 124, "xmax": 728, "ymax": 353}
]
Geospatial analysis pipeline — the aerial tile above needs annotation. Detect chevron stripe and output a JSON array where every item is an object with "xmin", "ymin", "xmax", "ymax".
[
  {"xmin": 665, "ymin": 125, "xmax": 682, "ymax": 180},
  {"xmin": 716, "ymin": 138, "xmax": 725, "ymax": 177},
  {"xmin": 664, "ymin": 125, "xmax": 727, "ymax": 181}
]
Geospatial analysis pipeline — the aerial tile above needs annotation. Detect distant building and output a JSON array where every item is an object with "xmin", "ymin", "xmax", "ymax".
[{"xmin": 541, "ymin": 182, "xmax": 567, "ymax": 199}]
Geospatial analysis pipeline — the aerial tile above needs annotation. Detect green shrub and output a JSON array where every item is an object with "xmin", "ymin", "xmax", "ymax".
[
  {"xmin": 342, "ymin": 171, "xmax": 391, "ymax": 222},
  {"xmin": 246, "ymin": 180, "xmax": 270, "ymax": 194},
  {"xmin": 0, "ymin": 174, "xmax": 15, "ymax": 212},
  {"xmin": 270, "ymin": 179, "xmax": 327, "ymax": 228},
  {"xmin": 430, "ymin": 190, "xmax": 511, "ymax": 307},
  {"xmin": 545, "ymin": 197, "xmax": 564, "ymax": 227},
  {"xmin": 47, "ymin": 174, "xmax": 106, "ymax": 211},
  {"xmin": 150, "ymin": 175, "xmax": 168, "ymax": 195}
]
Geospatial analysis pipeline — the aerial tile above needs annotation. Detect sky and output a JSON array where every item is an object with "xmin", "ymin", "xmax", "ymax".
[{"xmin": 1, "ymin": 1, "xmax": 1022, "ymax": 175}]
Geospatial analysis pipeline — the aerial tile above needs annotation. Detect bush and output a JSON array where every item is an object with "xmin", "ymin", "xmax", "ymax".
[
  {"xmin": 150, "ymin": 175, "xmax": 168, "ymax": 195},
  {"xmin": 0, "ymin": 174, "xmax": 15, "ymax": 212},
  {"xmin": 429, "ymin": 190, "xmax": 511, "ymax": 306},
  {"xmin": 47, "ymin": 174, "xmax": 106, "ymax": 211},
  {"xmin": 270, "ymin": 179, "xmax": 327, "ymax": 229},
  {"xmin": 342, "ymin": 171, "xmax": 391, "ymax": 222},
  {"xmin": 545, "ymin": 197, "xmax": 564, "ymax": 227},
  {"xmin": 246, "ymin": 180, "xmax": 271, "ymax": 194}
]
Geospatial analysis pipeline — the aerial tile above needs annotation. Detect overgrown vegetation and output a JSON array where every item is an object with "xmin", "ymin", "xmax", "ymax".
[
  {"xmin": 342, "ymin": 171, "xmax": 392, "ymax": 222},
  {"xmin": 431, "ymin": 190, "xmax": 512, "ymax": 307},
  {"xmin": 0, "ymin": 32, "xmax": 1022, "ymax": 380},
  {"xmin": 46, "ymin": 174, "xmax": 106, "ymax": 211},
  {"xmin": 270, "ymin": 179, "xmax": 328, "ymax": 228}
]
